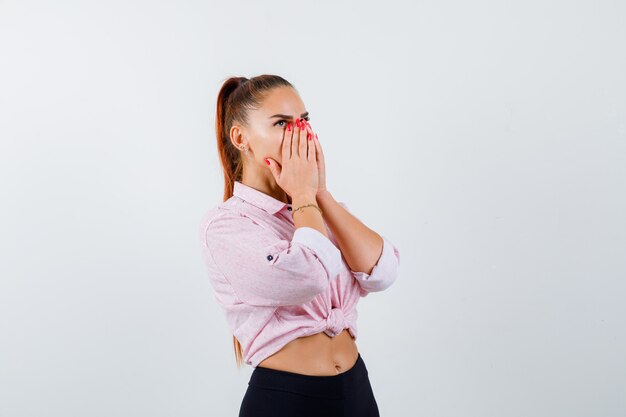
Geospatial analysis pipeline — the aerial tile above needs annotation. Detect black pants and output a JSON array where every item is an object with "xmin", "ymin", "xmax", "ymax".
[{"xmin": 238, "ymin": 353, "xmax": 380, "ymax": 417}]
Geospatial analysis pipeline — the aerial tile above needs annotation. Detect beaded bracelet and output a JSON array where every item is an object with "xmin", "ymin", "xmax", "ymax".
[{"xmin": 292, "ymin": 203, "xmax": 322, "ymax": 217}]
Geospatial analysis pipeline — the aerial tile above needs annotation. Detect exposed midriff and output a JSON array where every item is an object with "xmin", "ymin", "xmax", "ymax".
[{"xmin": 256, "ymin": 329, "xmax": 359, "ymax": 375}]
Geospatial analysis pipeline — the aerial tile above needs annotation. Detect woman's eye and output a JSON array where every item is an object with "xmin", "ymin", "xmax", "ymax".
[{"xmin": 274, "ymin": 117, "xmax": 310, "ymax": 127}]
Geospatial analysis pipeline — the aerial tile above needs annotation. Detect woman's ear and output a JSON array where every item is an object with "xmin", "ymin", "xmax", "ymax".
[{"xmin": 230, "ymin": 124, "xmax": 245, "ymax": 148}]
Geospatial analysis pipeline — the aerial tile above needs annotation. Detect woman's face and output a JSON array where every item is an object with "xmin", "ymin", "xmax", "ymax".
[{"xmin": 236, "ymin": 86, "xmax": 310, "ymax": 166}]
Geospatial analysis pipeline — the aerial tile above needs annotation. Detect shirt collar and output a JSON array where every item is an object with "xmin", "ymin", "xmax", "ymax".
[{"xmin": 233, "ymin": 181, "xmax": 291, "ymax": 215}]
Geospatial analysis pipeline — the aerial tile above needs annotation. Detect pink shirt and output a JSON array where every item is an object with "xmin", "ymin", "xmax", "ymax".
[{"xmin": 198, "ymin": 181, "xmax": 400, "ymax": 367}]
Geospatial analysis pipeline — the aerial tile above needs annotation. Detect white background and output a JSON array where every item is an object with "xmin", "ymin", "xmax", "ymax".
[{"xmin": 1, "ymin": 0, "xmax": 625, "ymax": 416}]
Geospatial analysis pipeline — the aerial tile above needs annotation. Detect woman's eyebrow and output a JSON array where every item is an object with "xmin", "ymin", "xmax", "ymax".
[{"xmin": 269, "ymin": 112, "xmax": 309, "ymax": 119}]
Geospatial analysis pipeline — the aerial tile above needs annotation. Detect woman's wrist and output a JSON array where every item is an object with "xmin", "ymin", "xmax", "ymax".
[
  {"xmin": 316, "ymin": 191, "xmax": 334, "ymax": 210},
  {"xmin": 291, "ymin": 193, "xmax": 318, "ymax": 209},
  {"xmin": 316, "ymin": 189, "xmax": 333, "ymax": 204}
]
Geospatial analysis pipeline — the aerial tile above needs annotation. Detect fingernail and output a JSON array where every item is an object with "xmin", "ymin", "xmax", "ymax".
[
  {"xmin": 295, "ymin": 119, "xmax": 300, "ymax": 128},
  {"xmin": 307, "ymin": 133, "xmax": 311, "ymax": 140},
  {"xmin": 265, "ymin": 158, "xmax": 270, "ymax": 165},
  {"xmin": 287, "ymin": 123, "xmax": 292, "ymax": 131}
]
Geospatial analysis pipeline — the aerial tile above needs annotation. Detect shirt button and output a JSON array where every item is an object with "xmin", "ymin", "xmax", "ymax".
[{"xmin": 266, "ymin": 255, "xmax": 273, "ymax": 261}]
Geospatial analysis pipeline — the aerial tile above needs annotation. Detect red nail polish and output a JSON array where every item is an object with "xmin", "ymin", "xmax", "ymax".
[
  {"xmin": 307, "ymin": 133, "xmax": 311, "ymax": 140},
  {"xmin": 265, "ymin": 158, "xmax": 270, "ymax": 165},
  {"xmin": 287, "ymin": 123, "xmax": 292, "ymax": 131}
]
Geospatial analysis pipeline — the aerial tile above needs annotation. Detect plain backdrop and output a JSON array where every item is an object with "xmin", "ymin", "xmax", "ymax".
[{"xmin": 1, "ymin": 0, "xmax": 625, "ymax": 416}]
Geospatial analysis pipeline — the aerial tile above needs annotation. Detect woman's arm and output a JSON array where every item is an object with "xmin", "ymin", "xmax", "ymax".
[
  {"xmin": 307, "ymin": 128, "xmax": 399, "ymax": 294},
  {"xmin": 315, "ymin": 190, "xmax": 384, "ymax": 275}
]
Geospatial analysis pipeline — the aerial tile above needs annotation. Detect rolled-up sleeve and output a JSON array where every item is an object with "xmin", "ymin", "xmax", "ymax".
[
  {"xmin": 202, "ymin": 212, "xmax": 343, "ymax": 307},
  {"xmin": 350, "ymin": 235, "xmax": 400, "ymax": 296},
  {"xmin": 338, "ymin": 202, "xmax": 401, "ymax": 297}
]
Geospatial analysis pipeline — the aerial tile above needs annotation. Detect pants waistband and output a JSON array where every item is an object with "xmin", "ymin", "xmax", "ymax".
[{"xmin": 248, "ymin": 353, "xmax": 369, "ymax": 399}]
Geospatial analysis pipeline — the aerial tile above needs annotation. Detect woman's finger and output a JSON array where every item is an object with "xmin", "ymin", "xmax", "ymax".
[
  {"xmin": 282, "ymin": 122, "xmax": 293, "ymax": 159},
  {"xmin": 291, "ymin": 119, "xmax": 301, "ymax": 158},
  {"xmin": 297, "ymin": 118, "xmax": 307, "ymax": 159},
  {"xmin": 314, "ymin": 131, "xmax": 323, "ymax": 164},
  {"xmin": 305, "ymin": 121, "xmax": 316, "ymax": 161}
]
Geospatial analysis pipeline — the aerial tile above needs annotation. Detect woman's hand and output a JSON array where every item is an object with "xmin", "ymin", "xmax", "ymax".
[
  {"xmin": 265, "ymin": 118, "xmax": 319, "ymax": 199},
  {"xmin": 303, "ymin": 121, "xmax": 329, "ymax": 198}
]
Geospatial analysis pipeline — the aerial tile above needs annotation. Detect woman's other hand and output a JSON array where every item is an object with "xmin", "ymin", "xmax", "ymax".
[{"xmin": 303, "ymin": 120, "xmax": 329, "ymax": 199}]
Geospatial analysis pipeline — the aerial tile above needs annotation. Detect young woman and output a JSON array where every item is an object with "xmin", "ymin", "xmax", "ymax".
[{"xmin": 199, "ymin": 74, "xmax": 401, "ymax": 417}]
